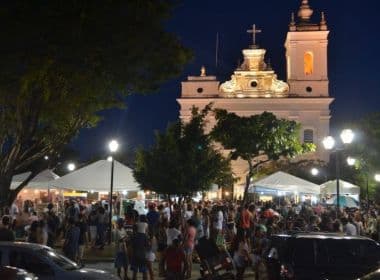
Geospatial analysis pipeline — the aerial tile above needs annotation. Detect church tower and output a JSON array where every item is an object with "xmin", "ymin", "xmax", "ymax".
[
  {"xmin": 285, "ymin": 0, "xmax": 329, "ymax": 97},
  {"xmin": 177, "ymin": 0, "xmax": 333, "ymax": 196}
]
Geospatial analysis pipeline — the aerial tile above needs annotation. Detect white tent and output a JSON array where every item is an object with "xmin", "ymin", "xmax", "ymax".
[
  {"xmin": 50, "ymin": 160, "xmax": 140, "ymax": 192},
  {"xmin": 320, "ymin": 180, "xmax": 360, "ymax": 196},
  {"xmin": 11, "ymin": 169, "xmax": 59, "ymax": 190},
  {"xmin": 249, "ymin": 171, "xmax": 320, "ymax": 194}
]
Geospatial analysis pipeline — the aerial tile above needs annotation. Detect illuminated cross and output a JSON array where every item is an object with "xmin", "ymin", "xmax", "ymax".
[{"xmin": 247, "ymin": 24, "xmax": 262, "ymax": 47}]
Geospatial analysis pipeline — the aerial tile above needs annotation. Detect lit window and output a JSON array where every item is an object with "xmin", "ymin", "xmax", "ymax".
[
  {"xmin": 304, "ymin": 129, "xmax": 314, "ymax": 143},
  {"xmin": 304, "ymin": 52, "xmax": 313, "ymax": 75}
]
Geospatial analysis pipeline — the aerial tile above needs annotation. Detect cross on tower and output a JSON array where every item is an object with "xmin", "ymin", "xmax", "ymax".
[{"xmin": 247, "ymin": 24, "xmax": 262, "ymax": 48}]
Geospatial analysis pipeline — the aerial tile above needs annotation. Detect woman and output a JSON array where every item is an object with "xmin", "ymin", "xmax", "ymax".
[{"xmin": 200, "ymin": 208, "xmax": 210, "ymax": 239}]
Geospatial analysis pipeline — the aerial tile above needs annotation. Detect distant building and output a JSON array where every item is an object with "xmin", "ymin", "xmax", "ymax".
[{"xmin": 177, "ymin": 0, "xmax": 333, "ymax": 193}]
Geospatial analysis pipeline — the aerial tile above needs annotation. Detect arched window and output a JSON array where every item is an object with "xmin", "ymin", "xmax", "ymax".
[
  {"xmin": 304, "ymin": 129, "xmax": 314, "ymax": 144},
  {"xmin": 304, "ymin": 51, "xmax": 313, "ymax": 75}
]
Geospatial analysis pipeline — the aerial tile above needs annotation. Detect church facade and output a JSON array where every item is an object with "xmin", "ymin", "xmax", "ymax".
[{"xmin": 177, "ymin": 0, "xmax": 333, "ymax": 190}]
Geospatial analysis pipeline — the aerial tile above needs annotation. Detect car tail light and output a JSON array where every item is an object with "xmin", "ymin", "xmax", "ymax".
[{"xmin": 280, "ymin": 264, "xmax": 294, "ymax": 279}]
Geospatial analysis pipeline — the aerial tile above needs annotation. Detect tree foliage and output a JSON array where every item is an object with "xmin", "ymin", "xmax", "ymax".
[
  {"xmin": 134, "ymin": 106, "xmax": 234, "ymax": 197},
  {"xmin": 0, "ymin": 0, "xmax": 191, "ymax": 208},
  {"xmin": 211, "ymin": 109, "xmax": 314, "ymax": 201},
  {"xmin": 342, "ymin": 112, "xmax": 380, "ymax": 201}
]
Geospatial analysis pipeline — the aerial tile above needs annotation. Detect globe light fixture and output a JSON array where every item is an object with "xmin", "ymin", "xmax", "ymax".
[
  {"xmin": 322, "ymin": 136, "xmax": 335, "ymax": 150},
  {"xmin": 107, "ymin": 156, "xmax": 113, "ymax": 162},
  {"xmin": 108, "ymin": 140, "xmax": 119, "ymax": 153},
  {"xmin": 347, "ymin": 157, "xmax": 356, "ymax": 166},
  {"xmin": 375, "ymin": 174, "xmax": 380, "ymax": 182},
  {"xmin": 225, "ymin": 191, "xmax": 230, "ymax": 196},
  {"xmin": 311, "ymin": 168, "xmax": 319, "ymax": 176},
  {"xmin": 67, "ymin": 163, "xmax": 76, "ymax": 171},
  {"xmin": 340, "ymin": 129, "xmax": 354, "ymax": 144},
  {"xmin": 44, "ymin": 155, "xmax": 49, "ymax": 160},
  {"xmin": 122, "ymin": 190, "xmax": 128, "ymax": 196}
]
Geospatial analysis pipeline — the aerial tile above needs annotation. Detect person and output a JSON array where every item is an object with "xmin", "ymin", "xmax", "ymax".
[
  {"xmin": 146, "ymin": 240, "xmax": 156, "ymax": 280},
  {"xmin": 147, "ymin": 204, "xmax": 160, "ymax": 239},
  {"xmin": 96, "ymin": 206, "xmax": 107, "ymax": 248},
  {"xmin": 77, "ymin": 214, "xmax": 88, "ymax": 265},
  {"xmin": 27, "ymin": 221, "xmax": 43, "ymax": 244},
  {"xmin": 130, "ymin": 225, "xmax": 149, "ymax": 280},
  {"xmin": 341, "ymin": 217, "xmax": 357, "ymax": 236},
  {"xmin": 46, "ymin": 203, "xmax": 60, "ymax": 247},
  {"xmin": 114, "ymin": 218, "xmax": 128, "ymax": 280},
  {"xmin": 0, "ymin": 216, "xmax": 15, "ymax": 241},
  {"xmin": 164, "ymin": 239, "xmax": 186, "ymax": 280},
  {"xmin": 63, "ymin": 217, "xmax": 80, "ymax": 261},
  {"xmin": 240, "ymin": 204, "xmax": 251, "ymax": 239},
  {"xmin": 233, "ymin": 230, "xmax": 250, "ymax": 280},
  {"xmin": 88, "ymin": 209, "xmax": 98, "ymax": 248},
  {"xmin": 306, "ymin": 215, "xmax": 320, "ymax": 232},
  {"xmin": 183, "ymin": 219, "xmax": 196, "ymax": 279},
  {"xmin": 136, "ymin": 215, "xmax": 148, "ymax": 234}
]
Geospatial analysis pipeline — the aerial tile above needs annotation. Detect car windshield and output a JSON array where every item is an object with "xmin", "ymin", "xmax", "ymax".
[{"xmin": 39, "ymin": 248, "xmax": 79, "ymax": 271}]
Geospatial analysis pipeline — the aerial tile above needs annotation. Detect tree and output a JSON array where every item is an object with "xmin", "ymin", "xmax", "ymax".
[
  {"xmin": 211, "ymin": 109, "xmax": 314, "ymax": 202},
  {"xmin": 134, "ymin": 106, "xmax": 234, "ymax": 199},
  {"xmin": 342, "ymin": 112, "xmax": 380, "ymax": 201},
  {"xmin": 0, "ymin": 0, "xmax": 191, "ymax": 208}
]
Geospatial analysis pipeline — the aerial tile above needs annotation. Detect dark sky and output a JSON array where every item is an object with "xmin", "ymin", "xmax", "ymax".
[{"xmin": 71, "ymin": 0, "xmax": 379, "ymax": 160}]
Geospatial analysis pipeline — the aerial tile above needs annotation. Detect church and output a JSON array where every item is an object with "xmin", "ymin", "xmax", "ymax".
[{"xmin": 177, "ymin": 0, "xmax": 333, "ymax": 193}]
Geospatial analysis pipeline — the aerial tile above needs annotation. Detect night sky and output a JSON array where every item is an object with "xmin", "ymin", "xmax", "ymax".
[{"xmin": 71, "ymin": 0, "xmax": 379, "ymax": 160}]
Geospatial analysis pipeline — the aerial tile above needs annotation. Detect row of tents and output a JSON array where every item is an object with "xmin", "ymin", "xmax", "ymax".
[
  {"xmin": 11, "ymin": 160, "xmax": 140, "ymax": 192},
  {"xmin": 11, "ymin": 160, "xmax": 361, "ymax": 204},
  {"xmin": 248, "ymin": 171, "xmax": 360, "ymax": 197}
]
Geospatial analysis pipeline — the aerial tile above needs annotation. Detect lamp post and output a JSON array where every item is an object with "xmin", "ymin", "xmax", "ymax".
[
  {"xmin": 67, "ymin": 163, "xmax": 76, "ymax": 172},
  {"xmin": 322, "ymin": 129, "xmax": 354, "ymax": 214},
  {"xmin": 108, "ymin": 139, "xmax": 119, "ymax": 243}
]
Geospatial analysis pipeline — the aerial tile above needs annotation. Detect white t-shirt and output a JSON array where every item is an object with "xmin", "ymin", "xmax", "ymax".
[
  {"xmin": 166, "ymin": 227, "xmax": 181, "ymax": 245},
  {"xmin": 136, "ymin": 222, "xmax": 148, "ymax": 234},
  {"xmin": 213, "ymin": 210, "xmax": 224, "ymax": 230},
  {"xmin": 344, "ymin": 222, "xmax": 357, "ymax": 236}
]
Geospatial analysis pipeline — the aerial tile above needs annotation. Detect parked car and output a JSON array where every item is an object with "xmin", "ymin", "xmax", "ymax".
[
  {"xmin": 0, "ymin": 242, "xmax": 119, "ymax": 280},
  {"xmin": 358, "ymin": 268, "xmax": 380, "ymax": 280},
  {"xmin": 261, "ymin": 232, "xmax": 380, "ymax": 280},
  {"xmin": 0, "ymin": 266, "xmax": 38, "ymax": 280}
]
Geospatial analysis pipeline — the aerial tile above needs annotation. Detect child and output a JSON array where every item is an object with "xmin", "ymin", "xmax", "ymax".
[
  {"xmin": 114, "ymin": 218, "xmax": 128, "ymax": 280},
  {"xmin": 165, "ymin": 239, "xmax": 186, "ymax": 280}
]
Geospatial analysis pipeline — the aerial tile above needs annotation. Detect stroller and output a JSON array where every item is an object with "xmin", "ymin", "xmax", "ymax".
[{"xmin": 195, "ymin": 237, "xmax": 235, "ymax": 280}]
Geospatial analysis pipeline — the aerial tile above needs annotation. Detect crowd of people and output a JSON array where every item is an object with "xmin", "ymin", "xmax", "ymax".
[{"xmin": 0, "ymin": 197, "xmax": 380, "ymax": 280}]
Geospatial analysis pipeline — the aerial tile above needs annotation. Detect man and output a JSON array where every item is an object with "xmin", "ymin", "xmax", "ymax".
[
  {"xmin": 341, "ymin": 217, "xmax": 357, "ymax": 236},
  {"xmin": 240, "ymin": 204, "xmax": 251, "ymax": 238},
  {"xmin": 147, "ymin": 203, "xmax": 160, "ymax": 239},
  {"xmin": 130, "ymin": 227, "xmax": 149, "ymax": 280},
  {"xmin": 165, "ymin": 239, "xmax": 186, "ymax": 280},
  {"xmin": 0, "ymin": 216, "xmax": 15, "ymax": 241},
  {"xmin": 63, "ymin": 218, "xmax": 80, "ymax": 261}
]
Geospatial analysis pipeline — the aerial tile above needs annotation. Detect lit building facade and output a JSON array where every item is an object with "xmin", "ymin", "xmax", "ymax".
[{"xmin": 177, "ymin": 0, "xmax": 333, "ymax": 190}]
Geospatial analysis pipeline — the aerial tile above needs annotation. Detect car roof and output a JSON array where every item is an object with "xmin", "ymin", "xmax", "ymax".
[
  {"xmin": 0, "ymin": 241, "xmax": 50, "ymax": 250},
  {"xmin": 272, "ymin": 232, "xmax": 375, "ymax": 241}
]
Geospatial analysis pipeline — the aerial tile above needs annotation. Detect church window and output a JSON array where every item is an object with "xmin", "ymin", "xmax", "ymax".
[
  {"xmin": 197, "ymin": 87, "xmax": 203, "ymax": 93},
  {"xmin": 250, "ymin": 80, "xmax": 258, "ymax": 88},
  {"xmin": 304, "ymin": 51, "xmax": 313, "ymax": 75},
  {"xmin": 304, "ymin": 129, "xmax": 314, "ymax": 144},
  {"xmin": 306, "ymin": 86, "xmax": 313, "ymax": 93}
]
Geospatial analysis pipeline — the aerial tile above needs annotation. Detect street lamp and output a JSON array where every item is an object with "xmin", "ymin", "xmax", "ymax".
[
  {"xmin": 322, "ymin": 129, "xmax": 354, "ymax": 213},
  {"xmin": 311, "ymin": 168, "xmax": 319, "ymax": 176},
  {"xmin": 375, "ymin": 174, "xmax": 380, "ymax": 182},
  {"xmin": 67, "ymin": 163, "xmax": 76, "ymax": 172},
  {"xmin": 108, "ymin": 139, "xmax": 119, "ymax": 243},
  {"xmin": 346, "ymin": 157, "xmax": 356, "ymax": 166}
]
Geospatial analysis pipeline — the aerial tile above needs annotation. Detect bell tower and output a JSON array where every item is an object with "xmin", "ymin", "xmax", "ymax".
[{"xmin": 285, "ymin": 0, "xmax": 329, "ymax": 97}]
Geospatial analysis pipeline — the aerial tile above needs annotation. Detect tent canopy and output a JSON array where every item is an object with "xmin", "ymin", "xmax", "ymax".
[
  {"xmin": 50, "ymin": 160, "xmax": 140, "ymax": 192},
  {"xmin": 11, "ymin": 169, "xmax": 59, "ymax": 190},
  {"xmin": 249, "ymin": 171, "xmax": 320, "ymax": 194},
  {"xmin": 320, "ymin": 180, "xmax": 360, "ymax": 195}
]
